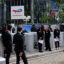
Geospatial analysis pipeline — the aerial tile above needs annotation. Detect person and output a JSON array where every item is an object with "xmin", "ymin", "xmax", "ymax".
[
  {"xmin": 1, "ymin": 25, "xmax": 7, "ymax": 57},
  {"xmin": 38, "ymin": 37, "xmax": 44, "ymax": 52},
  {"xmin": 45, "ymin": 27, "xmax": 51, "ymax": 51},
  {"xmin": 13, "ymin": 26, "xmax": 28, "ymax": 64},
  {"xmin": 37, "ymin": 25, "xmax": 44, "ymax": 40},
  {"xmin": 54, "ymin": 26, "xmax": 60, "ymax": 50},
  {"xmin": 37, "ymin": 25, "xmax": 44, "ymax": 52},
  {"xmin": 31, "ymin": 25, "xmax": 37, "ymax": 32},
  {"xmin": 1, "ymin": 25, "xmax": 12, "ymax": 64},
  {"xmin": 41, "ymin": 24, "xmax": 44, "ymax": 31},
  {"xmin": 48, "ymin": 25, "xmax": 52, "ymax": 32}
]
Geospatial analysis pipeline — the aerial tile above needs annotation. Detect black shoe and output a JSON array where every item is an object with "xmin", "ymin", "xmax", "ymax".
[
  {"xmin": 49, "ymin": 50, "xmax": 52, "ymax": 51},
  {"xmin": 45, "ymin": 49, "xmax": 48, "ymax": 51},
  {"xmin": 39, "ymin": 51, "xmax": 43, "ymax": 52}
]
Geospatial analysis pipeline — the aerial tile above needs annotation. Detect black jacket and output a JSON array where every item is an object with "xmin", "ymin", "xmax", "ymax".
[
  {"xmin": 54, "ymin": 29, "xmax": 60, "ymax": 38},
  {"xmin": 37, "ymin": 28, "xmax": 44, "ymax": 39},
  {"xmin": 13, "ymin": 32, "xmax": 24, "ymax": 52},
  {"xmin": 2, "ymin": 31, "xmax": 12, "ymax": 52},
  {"xmin": 45, "ymin": 30, "xmax": 51, "ymax": 38},
  {"xmin": 31, "ymin": 27, "xmax": 37, "ymax": 32}
]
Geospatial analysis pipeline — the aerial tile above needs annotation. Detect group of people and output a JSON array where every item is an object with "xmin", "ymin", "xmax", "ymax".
[
  {"xmin": 1, "ymin": 25, "xmax": 28, "ymax": 64},
  {"xmin": 31, "ymin": 25, "xmax": 60, "ymax": 52},
  {"xmin": 1, "ymin": 24, "xmax": 60, "ymax": 64}
]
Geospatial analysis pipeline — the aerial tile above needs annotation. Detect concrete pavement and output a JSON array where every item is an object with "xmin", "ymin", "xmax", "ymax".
[{"xmin": 10, "ymin": 47, "xmax": 64, "ymax": 64}]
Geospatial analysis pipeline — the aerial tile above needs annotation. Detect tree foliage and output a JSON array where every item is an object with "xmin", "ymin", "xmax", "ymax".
[
  {"xmin": 52, "ymin": 0, "xmax": 64, "ymax": 4},
  {"xmin": 58, "ymin": 11, "xmax": 64, "ymax": 23},
  {"xmin": 40, "ymin": 13, "xmax": 54, "ymax": 24}
]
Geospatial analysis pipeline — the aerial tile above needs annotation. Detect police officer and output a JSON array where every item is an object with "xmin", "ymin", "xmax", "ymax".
[
  {"xmin": 54, "ymin": 26, "xmax": 60, "ymax": 49},
  {"xmin": 45, "ymin": 27, "xmax": 51, "ymax": 51},
  {"xmin": 13, "ymin": 26, "xmax": 28, "ymax": 64}
]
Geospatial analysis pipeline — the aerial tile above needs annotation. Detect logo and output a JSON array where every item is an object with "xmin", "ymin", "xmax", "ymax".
[{"xmin": 12, "ymin": 9, "xmax": 22, "ymax": 14}]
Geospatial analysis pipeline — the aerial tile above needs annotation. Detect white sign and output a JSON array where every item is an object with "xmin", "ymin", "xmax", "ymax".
[{"xmin": 11, "ymin": 6, "xmax": 24, "ymax": 19}]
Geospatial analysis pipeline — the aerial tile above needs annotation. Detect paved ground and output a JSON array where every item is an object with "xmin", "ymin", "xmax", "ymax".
[
  {"xmin": 10, "ymin": 47, "xmax": 64, "ymax": 64},
  {"xmin": 10, "ymin": 52, "xmax": 64, "ymax": 64}
]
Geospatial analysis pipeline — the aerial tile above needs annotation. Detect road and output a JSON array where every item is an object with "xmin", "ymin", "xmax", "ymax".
[{"xmin": 10, "ymin": 52, "xmax": 64, "ymax": 64}]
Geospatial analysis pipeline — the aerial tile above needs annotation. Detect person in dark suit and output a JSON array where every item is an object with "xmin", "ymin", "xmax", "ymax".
[
  {"xmin": 48, "ymin": 25, "xmax": 52, "ymax": 32},
  {"xmin": 13, "ymin": 26, "xmax": 28, "ymax": 64},
  {"xmin": 37, "ymin": 26, "xmax": 44, "ymax": 52},
  {"xmin": 54, "ymin": 26, "xmax": 60, "ymax": 49},
  {"xmin": 1, "ymin": 25, "xmax": 7, "ymax": 57},
  {"xmin": 45, "ymin": 27, "xmax": 51, "ymax": 51},
  {"xmin": 31, "ymin": 25, "xmax": 37, "ymax": 32},
  {"xmin": 2, "ymin": 25, "xmax": 12, "ymax": 64}
]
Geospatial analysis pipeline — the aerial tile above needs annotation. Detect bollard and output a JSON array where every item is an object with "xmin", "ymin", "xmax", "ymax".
[
  {"xmin": 50, "ymin": 32, "xmax": 55, "ymax": 49},
  {"xmin": 60, "ymin": 32, "xmax": 64, "ymax": 47},
  {"xmin": 24, "ymin": 32, "xmax": 35, "ymax": 52},
  {"xmin": 31, "ymin": 32, "xmax": 38, "ymax": 49}
]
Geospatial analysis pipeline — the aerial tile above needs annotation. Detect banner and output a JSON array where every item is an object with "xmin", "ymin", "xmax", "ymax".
[{"xmin": 11, "ymin": 6, "xmax": 24, "ymax": 19}]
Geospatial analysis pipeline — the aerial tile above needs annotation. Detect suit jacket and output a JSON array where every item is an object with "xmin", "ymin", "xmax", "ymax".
[
  {"xmin": 2, "ymin": 31, "xmax": 12, "ymax": 53},
  {"xmin": 45, "ymin": 30, "xmax": 51, "ymax": 39},
  {"xmin": 54, "ymin": 29, "xmax": 60, "ymax": 38},
  {"xmin": 31, "ymin": 27, "xmax": 37, "ymax": 32},
  {"xmin": 13, "ymin": 32, "xmax": 24, "ymax": 53}
]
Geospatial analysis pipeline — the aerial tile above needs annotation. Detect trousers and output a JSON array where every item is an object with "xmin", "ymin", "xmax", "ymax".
[
  {"xmin": 55, "ymin": 41, "xmax": 59, "ymax": 48},
  {"xmin": 5, "ymin": 52, "xmax": 11, "ymax": 64},
  {"xmin": 15, "ymin": 51, "xmax": 28, "ymax": 64}
]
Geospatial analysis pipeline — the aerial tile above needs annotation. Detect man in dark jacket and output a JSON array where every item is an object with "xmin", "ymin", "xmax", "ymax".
[
  {"xmin": 2, "ymin": 25, "xmax": 12, "ymax": 64},
  {"xmin": 13, "ymin": 26, "xmax": 28, "ymax": 64},
  {"xmin": 45, "ymin": 27, "xmax": 51, "ymax": 51},
  {"xmin": 31, "ymin": 25, "xmax": 37, "ymax": 32},
  {"xmin": 54, "ymin": 26, "xmax": 60, "ymax": 49}
]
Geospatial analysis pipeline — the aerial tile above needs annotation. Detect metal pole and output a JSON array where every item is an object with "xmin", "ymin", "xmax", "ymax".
[
  {"xmin": 3, "ymin": 2, "xmax": 6, "ymax": 25},
  {"xmin": 31, "ymin": 0, "xmax": 34, "ymax": 24}
]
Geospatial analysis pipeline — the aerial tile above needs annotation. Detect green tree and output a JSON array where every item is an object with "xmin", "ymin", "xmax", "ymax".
[
  {"xmin": 40, "ymin": 13, "xmax": 47, "ymax": 23},
  {"xmin": 52, "ymin": 0, "xmax": 64, "ymax": 4},
  {"xmin": 41, "ymin": 12, "xmax": 54, "ymax": 24},
  {"xmin": 58, "ymin": 11, "xmax": 64, "ymax": 23},
  {"xmin": 52, "ymin": 0, "xmax": 64, "ymax": 8}
]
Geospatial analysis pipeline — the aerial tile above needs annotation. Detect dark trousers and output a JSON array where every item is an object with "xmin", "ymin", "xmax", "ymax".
[
  {"xmin": 6, "ymin": 52, "xmax": 11, "ymax": 64},
  {"xmin": 55, "ymin": 41, "xmax": 59, "ymax": 48},
  {"xmin": 3, "ymin": 50, "xmax": 6, "ymax": 58},
  {"xmin": 45, "ymin": 38, "xmax": 51, "ymax": 51},
  {"xmin": 15, "ymin": 51, "xmax": 28, "ymax": 64},
  {"xmin": 38, "ymin": 43, "xmax": 42, "ymax": 52}
]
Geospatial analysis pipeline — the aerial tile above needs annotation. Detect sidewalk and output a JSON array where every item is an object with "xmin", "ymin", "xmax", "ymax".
[{"xmin": 10, "ymin": 47, "xmax": 64, "ymax": 63}]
